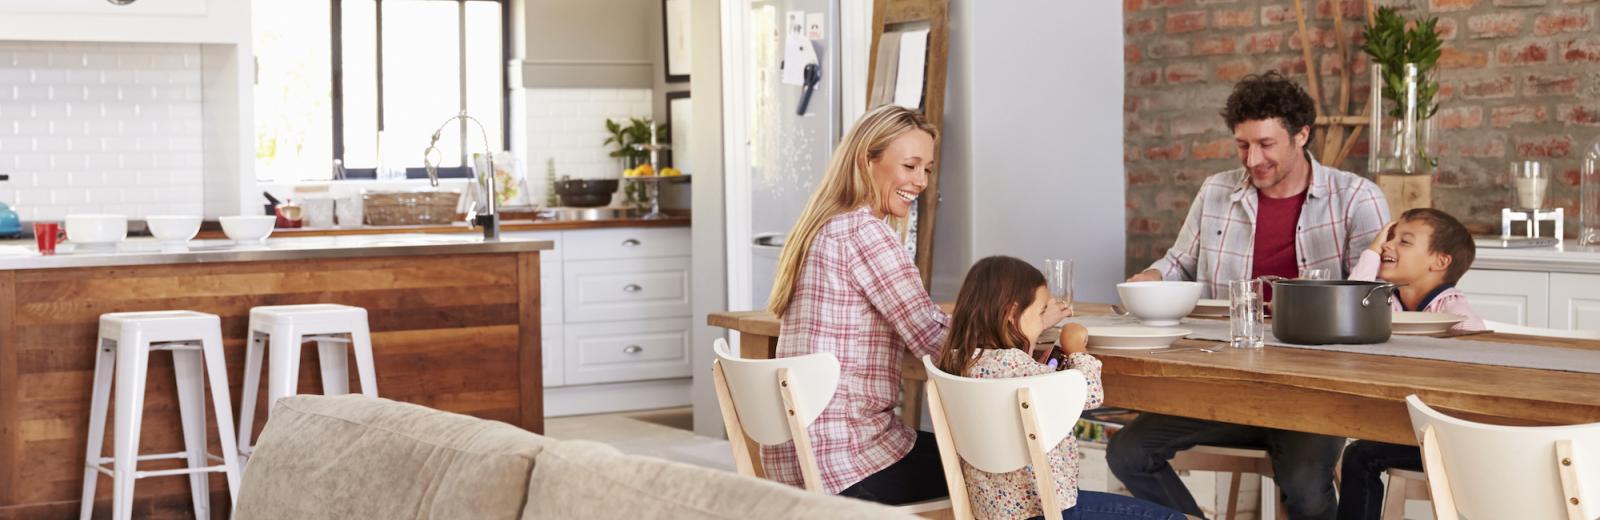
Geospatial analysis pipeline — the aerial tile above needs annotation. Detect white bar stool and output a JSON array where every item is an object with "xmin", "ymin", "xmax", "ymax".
[
  {"xmin": 79, "ymin": 310, "xmax": 244, "ymax": 520},
  {"xmin": 237, "ymin": 304, "xmax": 377, "ymax": 460}
]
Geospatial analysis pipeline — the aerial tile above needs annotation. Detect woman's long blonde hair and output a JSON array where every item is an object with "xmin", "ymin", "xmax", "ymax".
[{"xmin": 767, "ymin": 105, "xmax": 938, "ymax": 317}]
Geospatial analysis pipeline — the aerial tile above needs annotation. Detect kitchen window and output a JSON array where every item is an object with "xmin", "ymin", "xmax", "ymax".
[{"xmin": 254, "ymin": 0, "xmax": 509, "ymax": 183}]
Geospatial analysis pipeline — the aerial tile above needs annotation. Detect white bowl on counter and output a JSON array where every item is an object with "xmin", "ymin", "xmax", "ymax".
[
  {"xmin": 220, "ymin": 215, "xmax": 276, "ymax": 244},
  {"xmin": 146, "ymin": 215, "xmax": 203, "ymax": 243},
  {"xmin": 65, "ymin": 214, "xmax": 128, "ymax": 246},
  {"xmin": 1116, "ymin": 281, "xmax": 1203, "ymax": 327}
]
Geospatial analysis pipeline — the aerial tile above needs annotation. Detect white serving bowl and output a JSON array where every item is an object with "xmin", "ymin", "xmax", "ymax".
[
  {"xmin": 220, "ymin": 215, "xmax": 276, "ymax": 244},
  {"xmin": 64, "ymin": 214, "xmax": 128, "ymax": 244},
  {"xmin": 145, "ymin": 215, "xmax": 202, "ymax": 243},
  {"xmin": 1116, "ymin": 281, "xmax": 1203, "ymax": 327}
]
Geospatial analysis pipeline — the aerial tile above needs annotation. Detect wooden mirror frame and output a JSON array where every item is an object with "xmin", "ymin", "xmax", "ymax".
[{"xmin": 866, "ymin": 0, "xmax": 949, "ymax": 289}]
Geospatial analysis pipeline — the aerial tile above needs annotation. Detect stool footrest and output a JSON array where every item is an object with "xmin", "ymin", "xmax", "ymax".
[
  {"xmin": 88, "ymin": 450, "xmax": 230, "ymax": 480},
  {"xmin": 301, "ymin": 334, "xmax": 351, "ymax": 344},
  {"xmin": 149, "ymin": 341, "xmax": 202, "ymax": 352}
]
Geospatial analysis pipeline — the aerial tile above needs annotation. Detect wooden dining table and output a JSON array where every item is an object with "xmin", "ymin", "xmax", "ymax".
[{"xmin": 708, "ymin": 303, "xmax": 1600, "ymax": 451}]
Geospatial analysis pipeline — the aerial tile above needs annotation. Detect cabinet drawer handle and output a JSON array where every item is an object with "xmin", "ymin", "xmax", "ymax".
[
  {"xmin": 107, "ymin": 0, "xmax": 138, "ymax": 4},
  {"xmin": 623, "ymin": 345, "xmax": 643, "ymax": 354},
  {"xmin": 621, "ymin": 238, "xmax": 641, "ymax": 247},
  {"xmin": 623, "ymin": 284, "xmax": 642, "ymax": 293}
]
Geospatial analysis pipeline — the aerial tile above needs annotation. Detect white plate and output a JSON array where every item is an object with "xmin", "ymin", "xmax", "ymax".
[
  {"xmin": 1392, "ymin": 311, "xmax": 1465, "ymax": 335},
  {"xmin": 1191, "ymin": 298, "xmax": 1229, "ymax": 317},
  {"xmin": 1086, "ymin": 326, "xmax": 1192, "ymax": 350}
]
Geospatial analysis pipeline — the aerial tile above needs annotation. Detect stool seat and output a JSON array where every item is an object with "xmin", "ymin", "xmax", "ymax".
[
  {"xmin": 250, "ymin": 304, "xmax": 369, "ymax": 335},
  {"xmin": 98, "ymin": 310, "xmax": 218, "ymax": 343},
  {"xmin": 237, "ymin": 304, "xmax": 377, "ymax": 461},
  {"xmin": 80, "ymin": 310, "xmax": 242, "ymax": 520}
]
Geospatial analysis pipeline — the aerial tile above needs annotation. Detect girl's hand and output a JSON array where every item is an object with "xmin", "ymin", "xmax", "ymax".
[
  {"xmin": 1369, "ymin": 221, "xmax": 1397, "ymax": 254},
  {"xmin": 1042, "ymin": 299, "xmax": 1073, "ymax": 327},
  {"xmin": 1059, "ymin": 323, "xmax": 1089, "ymax": 355}
]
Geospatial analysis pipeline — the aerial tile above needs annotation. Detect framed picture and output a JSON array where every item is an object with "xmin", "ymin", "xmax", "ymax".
[
  {"xmin": 662, "ymin": 0, "xmax": 691, "ymax": 82},
  {"xmin": 666, "ymin": 91, "xmax": 692, "ymax": 172}
]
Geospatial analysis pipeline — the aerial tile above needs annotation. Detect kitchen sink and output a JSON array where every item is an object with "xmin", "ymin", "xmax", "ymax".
[{"xmin": 537, "ymin": 207, "xmax": 640, "ymax": 221}]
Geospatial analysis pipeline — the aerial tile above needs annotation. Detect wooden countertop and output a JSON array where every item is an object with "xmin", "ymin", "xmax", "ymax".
[{"xmin": 196, "ymin": 214, "xmax": 690, "ymax": 239}]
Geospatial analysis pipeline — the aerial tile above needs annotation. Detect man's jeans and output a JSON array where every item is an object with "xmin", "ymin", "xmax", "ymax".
[{"xmin": 1106, "ymin": 413, "xmax": 1345, "ymax": 520}]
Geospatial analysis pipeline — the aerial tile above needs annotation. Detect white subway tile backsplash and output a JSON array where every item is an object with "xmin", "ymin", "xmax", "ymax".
[
  {"xmin": 0, "ymin": 40, "xmax": 202, "ymax": 218},
  {"xmin": 521, "ymin": 88, "xmax": 654, "ymax": 194}
]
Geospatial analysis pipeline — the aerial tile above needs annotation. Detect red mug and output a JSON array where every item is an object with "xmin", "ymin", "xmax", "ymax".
[{"xmin": 34, "ymin": 222, "xmax": 62, "ymax": 255}]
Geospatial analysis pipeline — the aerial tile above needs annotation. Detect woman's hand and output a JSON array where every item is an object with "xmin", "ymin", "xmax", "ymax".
[
  {"xmin": 1042, "ymin": 299, "xmax": 1073, "ymax": 327},
  {"xmin": 1369, "ymin": 221, "xmax": 1397, "ymax": 254}
]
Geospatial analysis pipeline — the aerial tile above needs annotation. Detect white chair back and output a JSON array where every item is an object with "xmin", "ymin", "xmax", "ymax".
[
  {"xmin": 712, "ymin": 338, "xmax": 839, "ymax": 446},
  {"xmin": 1406, "ymin": 395, "xmax": 1600, "ymax": 520},
  {"xmin": 920, "ymin": 354, "xmax": 1087, "ymax": 473},
  {"xmin": 1484, "ymin": 320, "xmax": 1600, "ymax": 340}
]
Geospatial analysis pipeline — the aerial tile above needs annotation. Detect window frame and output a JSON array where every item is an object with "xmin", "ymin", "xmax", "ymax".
[{"xmin": 329, "ymin": 0, "xmax": 511, "ymax": 180}]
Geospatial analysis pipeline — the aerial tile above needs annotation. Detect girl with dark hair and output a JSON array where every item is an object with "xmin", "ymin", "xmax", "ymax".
[{"xmin": 939, "ymin": 256, "xmax": 1185, "ymax": 520}]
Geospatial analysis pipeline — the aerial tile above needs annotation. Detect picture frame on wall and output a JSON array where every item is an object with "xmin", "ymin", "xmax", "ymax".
[
  {"xmin": 666, "ymin": 91, "xmax": 692, "ymax": 172},
  {"xmin": 662, "ymin": 0, "xmax": 691, "ymax": 82}
]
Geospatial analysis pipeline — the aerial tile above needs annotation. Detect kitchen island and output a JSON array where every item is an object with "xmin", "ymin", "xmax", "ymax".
[{"xmin": 0, "ymin": 234, "xmax": 552, "ymax": 518}]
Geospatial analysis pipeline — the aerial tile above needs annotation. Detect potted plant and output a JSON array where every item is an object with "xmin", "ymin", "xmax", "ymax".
[
  {"xmin": 1363, "ymin": 7, "xmax": 1442, "ymax": 216},
  {"xmin": 603, "ymin": 117, "xmax": 669, "ymax": 208}
]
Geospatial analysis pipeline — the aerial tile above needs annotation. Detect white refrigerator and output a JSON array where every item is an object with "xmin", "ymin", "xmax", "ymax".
[{"xmin": 729, "ymin": 0, "xmax": 853, "ymax": 313}]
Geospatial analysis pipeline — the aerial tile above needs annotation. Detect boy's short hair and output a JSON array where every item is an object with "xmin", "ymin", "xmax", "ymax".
[{"xmin": 1400, "ymin": 208, "xmax": 1475, "ymax": 284}]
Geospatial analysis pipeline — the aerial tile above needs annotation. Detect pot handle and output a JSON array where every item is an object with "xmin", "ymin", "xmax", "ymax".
[{"xmin": 1361, "ymin": 282, "xmax": 1402, "ymax": 307}]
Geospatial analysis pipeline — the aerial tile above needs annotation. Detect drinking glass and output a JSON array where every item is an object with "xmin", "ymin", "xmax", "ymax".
[
  {"xmin": 1511, "ymin": 160, "xmax": 1550, "ymax": 210},
  {"xmin": 1299, "ymin": 268, "xmax": 1334, "ymax": 281},
  {"xmin": 1041, "ymin": 258, "xmax": 1074, "ymax": 310},
  {"xmin": 1229, "ymin": 279, "xmax": 1265, "ymax": 349}
]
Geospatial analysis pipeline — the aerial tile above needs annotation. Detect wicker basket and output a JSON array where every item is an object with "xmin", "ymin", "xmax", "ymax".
[{"xmin": 361, "ymin": 191, "xmax": 461, "ymax": 226}]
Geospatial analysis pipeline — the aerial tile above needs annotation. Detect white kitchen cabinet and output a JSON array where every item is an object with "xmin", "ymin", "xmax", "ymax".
[
  {"xmin": 543, "ymin": 326, "xmax": 564, "ymax": 387},
  {"xmin": 1549, "ymin": 273, "xmax": 1600, "ymax": 332},
  {"xmin": 562, "ymin": 257, "xmax": 692, "ymax": 323},
  {"xmin": 507, "ymin": 226, "xmax": 694, "ymax": 415},
  {"xmin": 0, "ymin": 0, "xmax": 248, "ymax": 44},
  {"xmin": 561, "ymin": 227, "xmax": 691, "ymax": 260},
  {"xmin": 1458, "ymin": 270, "xmax": 1551, "ymax": 327},
  {"xmin": 563, "ymin": 318, "xmax": 693, "ymax": 385}
]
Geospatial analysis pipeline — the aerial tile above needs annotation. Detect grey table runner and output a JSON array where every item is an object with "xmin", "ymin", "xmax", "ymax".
[{"xmin": 1057, "ymin": 316, "xmax": 1600, "ymax": 375}]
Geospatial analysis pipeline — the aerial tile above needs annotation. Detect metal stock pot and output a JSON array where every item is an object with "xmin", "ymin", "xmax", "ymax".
[{"xmin": 1269, "ymin": 279, "xmax": 1400, "ymax": 345}]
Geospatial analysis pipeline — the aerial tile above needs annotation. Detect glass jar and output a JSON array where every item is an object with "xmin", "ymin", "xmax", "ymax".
[{"xmin": 1583, "ymin": 140, "xmax": 1600, "ymax": 245}]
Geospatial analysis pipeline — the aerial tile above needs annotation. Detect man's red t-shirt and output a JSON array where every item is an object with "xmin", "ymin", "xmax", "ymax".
[{"xmin": 1251, "ymin": 189, "xmax": 1307, "ymax": 300}]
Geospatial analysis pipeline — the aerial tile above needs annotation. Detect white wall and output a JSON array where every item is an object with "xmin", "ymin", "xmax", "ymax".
[
  {"xmin": 688, "ymin": 0, "xmax": 727, "ymax": 436},
  {"xmin": 932, "ymin": 0, "xmax": 1126, "ymax": 304}
]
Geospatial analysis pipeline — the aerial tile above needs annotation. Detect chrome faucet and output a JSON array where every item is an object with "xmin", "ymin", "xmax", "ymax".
[{"xmin": 424, "ymin": 111, "xmax": 500, "ymax": 240}]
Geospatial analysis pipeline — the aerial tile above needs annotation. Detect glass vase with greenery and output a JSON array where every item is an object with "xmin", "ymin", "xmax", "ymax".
[{"xmin": 1363, "ymin": 7, "xmax": 1442, "ymax": 175}]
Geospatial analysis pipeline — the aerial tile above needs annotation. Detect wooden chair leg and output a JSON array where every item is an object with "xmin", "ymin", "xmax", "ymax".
[
  {"xmin": 1380, "ymin": 472, "xmax": 1408, "ymax": 520},
  {"xmin": 1224, "ymin": 471, "xmax": 1241, "ymax": 520}
]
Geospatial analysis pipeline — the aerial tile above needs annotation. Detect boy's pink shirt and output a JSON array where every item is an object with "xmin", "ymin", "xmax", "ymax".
[{"xmin": 1349, "ymin": 250, "xmax": 1486, "ymax": 332}]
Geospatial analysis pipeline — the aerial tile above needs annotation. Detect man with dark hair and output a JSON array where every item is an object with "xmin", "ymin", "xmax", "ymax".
[{"xmin": 1112, "ymin": 72, "xmax": 1390, "ymax": 519}]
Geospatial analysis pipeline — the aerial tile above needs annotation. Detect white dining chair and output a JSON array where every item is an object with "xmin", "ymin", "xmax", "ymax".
[
  {"xmin": 919, "ymin": 354, "xmax": 1088, "ymax": 520},
  {"xmin": 711, "ymin": 339, "xmax": 952, "ymax": 517},
  {"xmin": 1484, "ymin": 320, "xmax": 1600, "ymax": 340},
  {"xmin": 1406, "ymin": 394, "xmax": 1600, "ymax": 520}
]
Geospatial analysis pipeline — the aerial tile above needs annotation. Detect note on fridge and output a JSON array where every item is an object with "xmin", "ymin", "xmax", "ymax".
[
  {"xmin": 782, "ymin": 36, "xmax": 818, "ymax": 86},
  {"xmin": 892, "ymin": 28, "xmax": 930, "ymax": 109},
  {"xmin": 782, "ymin": 10, "xmax": 812, "ymax": 86}
]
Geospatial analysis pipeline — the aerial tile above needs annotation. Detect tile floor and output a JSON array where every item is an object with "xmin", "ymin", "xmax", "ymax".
[{"xmin": 545, "ymin": 407, "xmax": 736, "ymax": 471}]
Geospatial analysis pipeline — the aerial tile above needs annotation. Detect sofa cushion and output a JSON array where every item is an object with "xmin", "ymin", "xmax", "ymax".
[
  {"xmin": 236, "ymin": 395, "xmax": 551, "ymax": 520},
  {"xmin": 521, "ymin": 439, "xmax": 918, "ymax": 519}
]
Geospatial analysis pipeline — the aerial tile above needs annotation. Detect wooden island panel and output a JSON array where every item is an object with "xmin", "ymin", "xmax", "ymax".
[{"xmin": 0, "ymin": 252, "xmax": 542, "ymax": 518}]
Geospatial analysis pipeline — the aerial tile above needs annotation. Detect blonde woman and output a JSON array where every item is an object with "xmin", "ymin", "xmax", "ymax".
[{"xmin": 764, "ymin": 105, "xmax": 1066, "ymax": 504}]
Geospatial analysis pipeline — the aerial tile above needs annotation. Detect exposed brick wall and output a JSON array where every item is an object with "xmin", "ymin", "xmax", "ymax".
[{"xmin": 1123, "ymin": 0, "xmax": 1600, "ymax": 276}]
